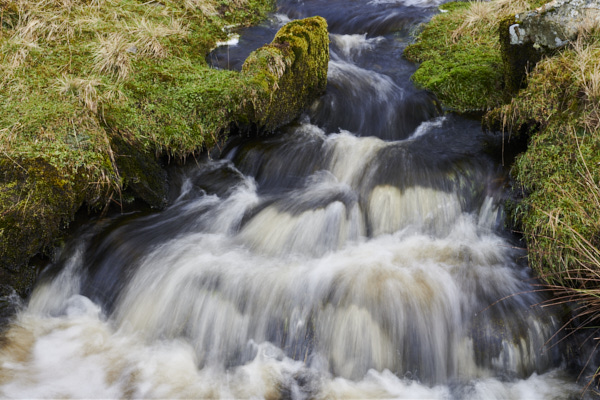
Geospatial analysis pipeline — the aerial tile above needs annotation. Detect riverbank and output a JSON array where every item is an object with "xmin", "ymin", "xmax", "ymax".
[
  {"xmin": 0, "ymin": 0, "xmax": 329, "ymax": 299},
  {"xmin": 407, "ymin": 0, "xmax": 600, "ymax": 387}
]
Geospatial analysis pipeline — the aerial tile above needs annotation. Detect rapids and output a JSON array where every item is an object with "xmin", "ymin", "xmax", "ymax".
[{"xmin": 0, "ymin": 0, "xmax": 590, "ymax": 398}]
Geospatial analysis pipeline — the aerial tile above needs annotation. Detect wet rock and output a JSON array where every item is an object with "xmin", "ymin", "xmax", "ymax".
[
  {"xmin": 109, "ymin": 132, "xmax": 168, "ymax": 209},
  {"xmin": 240, "ymin": 16, "xmax": 330, "ymax": 131},
  {"xmin": 501, "ymin": 0, "xmax": 600, "ymax": 93},
  {"xmin": 0, "ymin": 157, "xmax": 91, "ymax": 297}
]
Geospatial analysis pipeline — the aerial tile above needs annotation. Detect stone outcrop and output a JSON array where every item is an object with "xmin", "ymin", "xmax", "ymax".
[
  {"xmin": 511, "ymin": 0, "xmax": 600, "ymax": 49},
  {"xmin": 240, "ymin": 16, "xmax": 330, "ymax": 131},
  {"xmin": 500, "ymin": 0, "xmax": 600, "ymax": 93}
]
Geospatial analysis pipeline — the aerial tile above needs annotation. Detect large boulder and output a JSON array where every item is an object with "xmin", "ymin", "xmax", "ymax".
[
  {"xmin": 500, "ymin": 0, "xmax": 600, "ymax": 92},
  {"xmin": 240, "ymin": 16, "xmax": 330, "ymax": 131}
]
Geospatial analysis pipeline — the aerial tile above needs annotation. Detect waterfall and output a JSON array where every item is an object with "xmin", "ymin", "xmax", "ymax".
[{"xmin": 0, "ymin": 0, "xmax": 587, "ymax": 398}]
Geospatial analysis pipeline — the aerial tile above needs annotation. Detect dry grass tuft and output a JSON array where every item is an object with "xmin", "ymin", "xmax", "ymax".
[
  {"xmin": 93, "ymin": 33, "xmax": 132, "ymax": 80},
  {"xmin": 451, "ymin": 1, "xmax": 495, "ymax": 42},
  {"xmin": 184, "ymin": 0, "xmax": 218, "ymax": 15},
  {"xmin": 0, "ymin": 34, "xmax": 37, "ymax": 86},
  {"xmin": 56, "ymin": 75, "xmax": 102, "ymax": 112},
  {"xmin": 130, "ymin": 18, "xmax": 188, "ymax": 59},
  {"xmin": 568, "ymin": 38, "xmax": 600, "ymax": 132},
  {"xmin": 578, "ymin": 14, "xmax": 600, "ymax": 39},
  {"xmin": 571, "ymin": 39, "xmax": 600, "ymax": 101},
  {"xmin": 451, "ymin": 0, "xmax": 531, "ymax": 42}
]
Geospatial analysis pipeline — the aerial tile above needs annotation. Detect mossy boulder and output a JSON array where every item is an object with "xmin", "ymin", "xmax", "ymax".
[
  {"xmin": 404, "ymin": 2, "xmax": 505, "ymax": 112},
  {"xmin": 0, "ymin": 157, "xmax": 93, "ymax": 296},
  {"xmin": 240, "ymin": 16, "xmax": 330, "ymax": 131},
  {"xmin": 499, "ymin": 15, "xmax": 544, "ymax": 95},
  {"xmin": 108, "ymin": 131, "xmax": 168, "ymax": 208},
  {"xmin": 509, "ymin": 0, "xmax": 600, "ymax": 49}
]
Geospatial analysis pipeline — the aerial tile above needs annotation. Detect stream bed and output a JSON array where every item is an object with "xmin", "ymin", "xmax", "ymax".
[{"xmin": 0, "ymin": 0, "xmax": 591, "ymax": 398}]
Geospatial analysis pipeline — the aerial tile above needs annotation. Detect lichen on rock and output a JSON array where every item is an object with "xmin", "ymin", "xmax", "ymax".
[
  {"xmin": 512, "ymin": 0, "xmax": 600, "ymax": 49},
  {"xmin": 500, "ymin": 0, "xmax": 600, "ymax": 92}
]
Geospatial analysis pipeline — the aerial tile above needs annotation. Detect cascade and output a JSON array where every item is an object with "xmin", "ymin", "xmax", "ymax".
[{"xmin": 0, "ymin": 0, "xmax": 587, "ymax": 398}]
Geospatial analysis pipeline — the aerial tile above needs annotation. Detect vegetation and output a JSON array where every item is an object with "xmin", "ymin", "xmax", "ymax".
[
  {"xmin": 406, "ymin": 0, "xmax": 600, "ymax": 288},
  {"xmin": 404, "ymin": 0, "xmax": 548, "ymax": 112},
  {"xmin": 502, "ymin": 33, "xmax": 600, "ymax": 392},
  {"xmin": 0, "ymin": 0, "xmax": 330, "ymax": 296},
  {"xmin": 242, "ymin": 16, "xmax": 329, "ymax": 130},
  {"xmin": 1, "ymin": 0, "xmax": 331, "ymax": 295},
  {"xmin": 501, "ymin": 32, "xmax": 600, "ymax": 285},
  {"xmin": 407, "ymin": 0, "xmax": 600, "ymax": 390}
]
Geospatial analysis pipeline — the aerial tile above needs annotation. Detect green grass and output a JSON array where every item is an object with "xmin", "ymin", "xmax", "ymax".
[
  {"xmin": 502, "ymin": 35, "xmax": 600, "ymax": 286},
  {"xmin": 404, "ymin": 0, "xmax": 550, "ymax": 112},
  {"xmin": 0, "ymin": 0, "xmax": 275, "ymax": 291}
]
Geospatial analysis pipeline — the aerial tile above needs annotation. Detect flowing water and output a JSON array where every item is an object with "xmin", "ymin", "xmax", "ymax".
[{"xmin": 0, "ymin": 1, "xmax": 590, "ymax": 399}]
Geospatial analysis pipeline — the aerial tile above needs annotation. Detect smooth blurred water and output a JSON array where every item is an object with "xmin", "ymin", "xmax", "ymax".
[{"xmin": 0, "ymin": 0, "xmax": 588, "ymax": 398}]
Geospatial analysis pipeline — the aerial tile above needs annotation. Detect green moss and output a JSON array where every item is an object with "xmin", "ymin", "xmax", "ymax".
[
  {"xmin": 405, "ymin": 1, "xmax": 552, "ymax": 112},
  {"xmin": 0, "ymin": 157, "xmax": 92, "ymax": 295},
  {"xmin": 514, "ymin": 123, "xmax": 600, "ymax": 284},
  {"xmin": 241, "ymin": 16, "xmax": 329, "ymax": 131},
  {"xmin": 0, "ymin": 0, "xmax": 277, "ymax": 294},
  {"xmin": 498, "ymin": 16, "xmax": 544, "ymax": 96},
  {"xmin": 501, "ymin": 39, "xmax": 600, "ymax": 285},
  {"xmin": 108, "ymin": 132, "xmax": 168, "ymax": 208},
  {"xmin": 0, "ymin": 0, "xmax": 332, "ymax": 299},
  {"xmin": 405, "ymin": 2, "xmax": 505, "ymax": 111},
  {"xmin": 104, "ymin": 59, "xmax": 248, "ymax": 156}
]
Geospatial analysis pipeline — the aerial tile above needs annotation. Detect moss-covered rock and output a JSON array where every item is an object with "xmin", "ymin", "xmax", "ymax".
[
  {"xmin": 499, "ymin": 15, "xmax": 544, "ymax": 95},
  {"xmin": 498, "ymin": 0, "xmax": 600, "ymax": 95},
  {"xmin": 404, "ymin": 2, "xmax": 505, "ymax": 112},
  {"xmin": 108, "ymin": 131, "xmax": 168, "ymax": 208},
  {"xmin": 0, "ymin": 157, "xmax": 94, "ymax": 295},
  {"xmin": 240, "ymin": 16, "xmax": 329, "ymax": 131}
]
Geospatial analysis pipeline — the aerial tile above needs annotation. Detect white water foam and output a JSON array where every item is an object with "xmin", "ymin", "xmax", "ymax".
[
  {"xmin": 330, "ymin": 33, "xmax": 385, "ymax": 59},
  {"xmin": 0, "ymin": 135, "xmax": 581, "ymax": 398}
]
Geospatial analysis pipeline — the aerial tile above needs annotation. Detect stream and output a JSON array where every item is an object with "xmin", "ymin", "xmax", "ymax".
[{"xmin": 0, "ymin": 0, "xmax": 590, "ymax": 398}]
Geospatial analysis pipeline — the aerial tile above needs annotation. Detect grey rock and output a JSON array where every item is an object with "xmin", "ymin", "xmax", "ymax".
[{"xmin": 513, "ymin": 0, "xmax": 600, "ymax": 50}]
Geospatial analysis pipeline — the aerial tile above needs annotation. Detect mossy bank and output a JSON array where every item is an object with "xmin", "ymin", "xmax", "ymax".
[
  {"xmin": 407, "ymin": 1, "xmax": 600, "ymax": 293},
  {"xmin": 0, "ymin": 0, "xmax": 329, "ymax": 299}
]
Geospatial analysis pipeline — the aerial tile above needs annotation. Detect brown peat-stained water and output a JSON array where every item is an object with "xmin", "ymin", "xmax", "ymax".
[{"xmin": 0, "ymin": 0, "xmax": 591, "ymax": 398}]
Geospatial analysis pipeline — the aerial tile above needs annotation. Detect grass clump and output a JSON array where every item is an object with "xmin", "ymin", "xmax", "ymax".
[
  {"xmin": 0, "ymin": 0, "xmax": 275, "ymax": 292},
  {"xmin": 404, "ymin": 0, "xmax": 549, "ymax": 112},
  {"xmin": 408, "ymin": 0, "xmax": 600, "ymax": 389},
  {"xmin": 501, "ymin": 31, "xmax": 600, "ymax": 286},
  {"xmin": 499, "ymin": 27, "xmax": 600, "ymax": 391}
]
